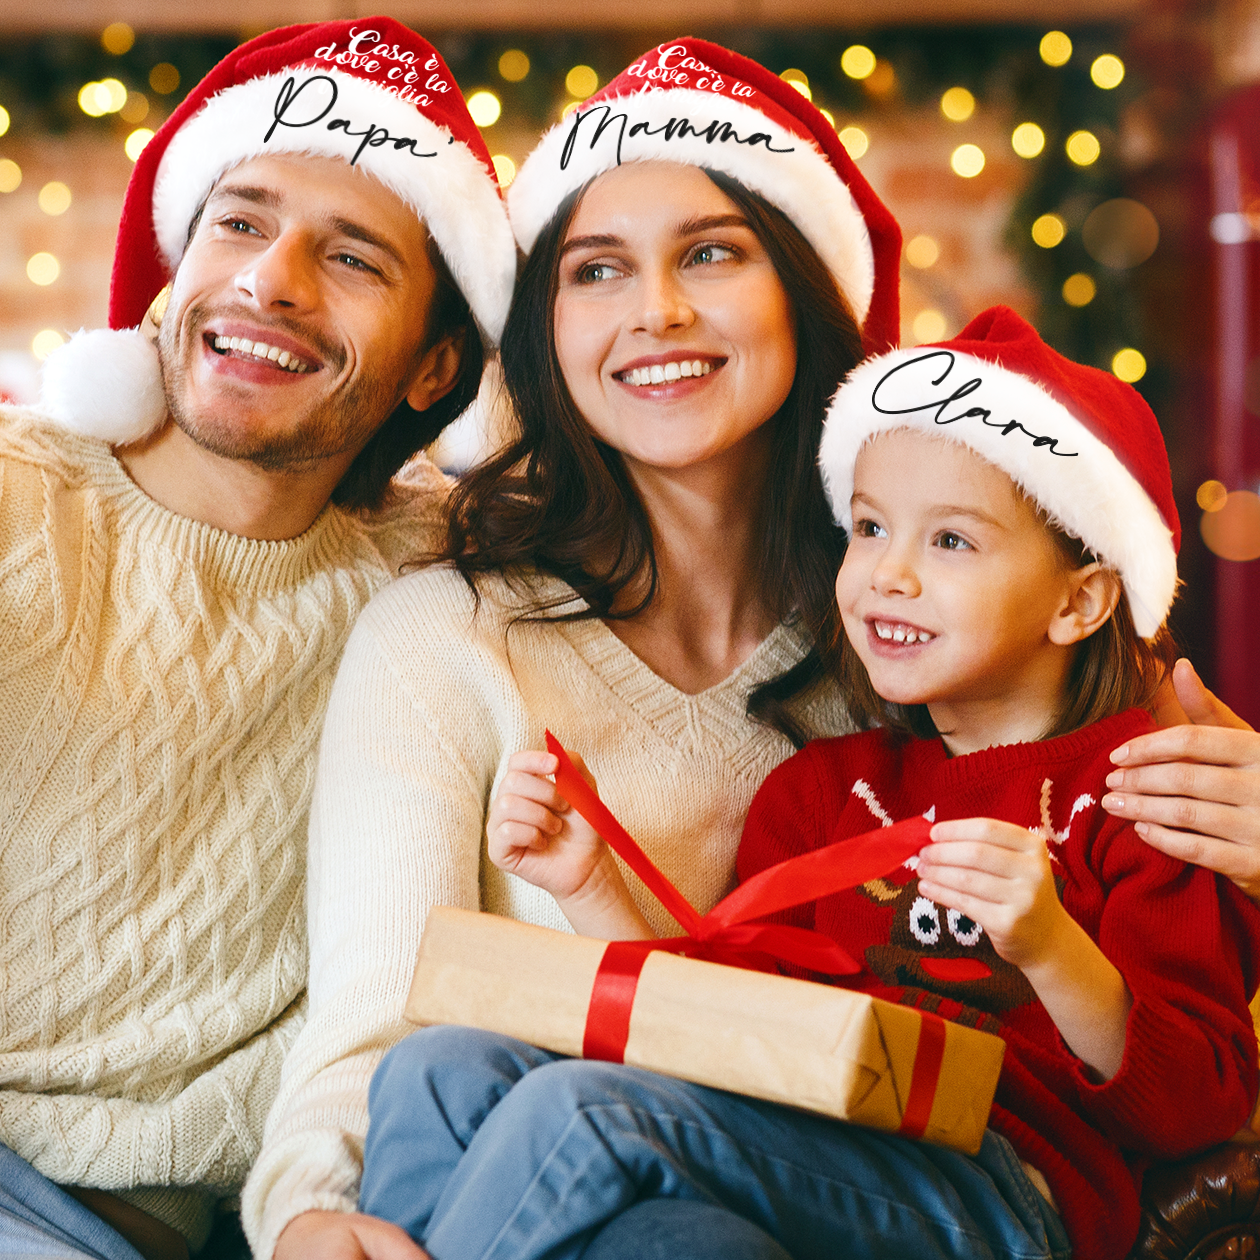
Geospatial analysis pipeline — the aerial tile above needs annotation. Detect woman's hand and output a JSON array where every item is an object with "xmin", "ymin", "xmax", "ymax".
[
  {"xmin": 487, "ymin": 750, "xmax": 655, "ymax": 941},
  {"xmin": 274, "ymin": 1210, "xmax": 429, "ymax": 1260},
  {"xmin": 918, "ymin": 819, "xmax": 1130, "ymax": 1079},
  {"xmin": 1103, "ymin": 658, "xmax": 1260, "ymax": 899}
]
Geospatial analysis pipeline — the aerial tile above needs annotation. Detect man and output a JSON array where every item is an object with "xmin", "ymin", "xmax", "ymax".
[{"xmin": 0, "ymin": 19, "xmax": 514, "ymax": 1259}]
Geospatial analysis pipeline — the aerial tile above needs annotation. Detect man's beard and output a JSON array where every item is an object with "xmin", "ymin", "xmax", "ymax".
[{"xmin": 158, "ymin": 301, "xmax": 403, "ymax": 473}]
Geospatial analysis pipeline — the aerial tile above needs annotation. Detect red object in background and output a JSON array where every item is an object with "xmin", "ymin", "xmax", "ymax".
[{"xmin": 1209, "ymin": 85, "xmax": 1260, "ymax": 728}]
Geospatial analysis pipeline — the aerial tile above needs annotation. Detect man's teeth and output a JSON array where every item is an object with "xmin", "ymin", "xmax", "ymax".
[
  {"xmin": 621, "ymin": 359, "xmax": 713, "ymax": 387},
  {"xmin": 874, "ymin": 621, "xmax": 936, "ymax": 645},
  {"xmin": 212, "ymin": 335, "xmax": 311, "ymax": 372}
]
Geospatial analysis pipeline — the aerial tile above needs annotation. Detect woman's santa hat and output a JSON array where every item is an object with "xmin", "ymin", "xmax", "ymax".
[
  {"xmin": 41, "ymin": 18, "xmax": 516, "ymax": 444},
  {"xmin": 507, "ymin": 38, "xmax": 902, "ymax": 354},
  {"xmin": 819, "ymin": 306, "xmax": 1180, "ymax": 638}
]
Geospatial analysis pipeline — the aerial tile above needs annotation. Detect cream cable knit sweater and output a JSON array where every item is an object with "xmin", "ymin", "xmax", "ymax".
[
  {"xmin": 242, "ymin": 564, "xmax": 854, "ymax": 1257},
  {"xmin": 0, "ymin": 408, "xmax": 447, "ymax": 1248}
]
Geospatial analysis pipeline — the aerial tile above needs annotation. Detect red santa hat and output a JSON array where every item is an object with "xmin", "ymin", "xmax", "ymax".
[
  {"xmin": 507, "ymin": 38, "xmax": 902, "ymax": 354},
  {"xmin": 41, "ymin": 18, "xmax": 515, "ymax": 444},
  {"xmin": 819, "ymin": 306, "xmax": 1180, "ymax": 639}
]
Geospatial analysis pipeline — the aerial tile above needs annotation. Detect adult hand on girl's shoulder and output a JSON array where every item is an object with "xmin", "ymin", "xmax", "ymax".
[
  {"xmin": 274, "ymin": 1210, "xmax": 430, "ymax": 1260},
  {"xmin": 1103, "ymin": 658, "xmax": 1260, "ymax": 900}
]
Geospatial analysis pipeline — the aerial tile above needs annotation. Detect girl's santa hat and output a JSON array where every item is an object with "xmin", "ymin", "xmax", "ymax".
[
  {"xmin": 819, "ymin": 306, "xmax": 1180, "ymax": 639},
  {"xmin": 507, "ymin": 38, "xmax": 902, "ymax": 354},
  {"xmin": 41, "ymin": 18, "xmax": 516, "ymax": 444}
]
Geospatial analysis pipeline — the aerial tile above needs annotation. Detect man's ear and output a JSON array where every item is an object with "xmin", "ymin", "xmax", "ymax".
[
  {"xmin": 1048, "ymin": 563, "xmax": 1122, "ymax": 647},
  {"xmin": 404, "ymin": 328, "xmax": 466, "ymax": 413}
]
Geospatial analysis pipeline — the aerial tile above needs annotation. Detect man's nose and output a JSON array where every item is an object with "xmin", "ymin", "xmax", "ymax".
[
  {"xmin": 235, "ymin": 230, "xmax": 319, "ymax": 311},
  {"xmin": 632, "ymin": 266, "xmax": 695, "ymax": 337}
]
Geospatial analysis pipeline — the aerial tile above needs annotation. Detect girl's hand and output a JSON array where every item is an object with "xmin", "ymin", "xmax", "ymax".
[
  {"xmin": 916, "ymin": 818, "xmax": 1067, "ymax": 968},
  {"xmin": 486, "ymin": 749, "xmax": 655, "ymax": 941}
]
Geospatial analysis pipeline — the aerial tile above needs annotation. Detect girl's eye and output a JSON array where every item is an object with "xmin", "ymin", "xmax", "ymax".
[
  {"xmin": 688, "ymin": 243, "xmax": 737, "ymax": 266},
  {"xmin": 935, "ymin": 530, "xmax": 972, "ymax": 551},
  {"xmin": 853, "ymin": 518, "xmax": 887, "ymax": 539}
]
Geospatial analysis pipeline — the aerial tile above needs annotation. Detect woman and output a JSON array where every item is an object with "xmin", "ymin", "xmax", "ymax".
[{"xmin": 242, "ymin": 37, "xmax": 901, "ymax": 1260}]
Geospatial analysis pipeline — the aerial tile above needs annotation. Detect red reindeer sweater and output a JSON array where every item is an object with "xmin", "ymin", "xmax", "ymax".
[{"xmin": 736, "ymin": 708, "xmax": 1260, "ymax": 1260}]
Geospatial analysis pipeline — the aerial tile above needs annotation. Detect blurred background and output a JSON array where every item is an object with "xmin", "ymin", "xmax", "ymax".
[{"xmin": 0, "ymin": 0, "xmax": 1258, "ymax": 722}]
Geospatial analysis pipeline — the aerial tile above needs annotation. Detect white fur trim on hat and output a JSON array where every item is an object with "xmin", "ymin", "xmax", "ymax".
[
  {"xmin": 508, "ymin": 90, "xmax": 875, "ymax": 324},
  {"xmin": 819, "ymin": 347, "xmax": 1178, "ymax": 638},
  {"xmin": 40, "ymin": 328, "xmax": 167, "ymax": 444},
  {"xmin": 152, "ymin": 68, "xmax": 516, "ymax": 344}
]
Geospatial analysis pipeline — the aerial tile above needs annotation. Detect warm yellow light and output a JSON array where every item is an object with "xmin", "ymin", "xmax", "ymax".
[
  {"xmin": 1091, "ymin": 54, "xmax": 1125, "ymax": 89},
  {"xmin": 38, "ymin": 181, "xmax": 71, "ymax": 216},
  {"xmin": 78, "ymin": 82, "xmax": 105, "ymax": 117},
  {"xmin": 1011, "ymin": 122, "xmax": 1045, "ymax": 158},
  {"xmin": 1066, "ymin": 130, "xmax": 1101, "ymax": 166},
  {"xmin": 780, "ymin": 69, "xmax": 811, "ymax": 100},
  {"xmin": 1112, "ymin": 348, "xmax": 1146, "ymax": 382},
  {"xmin": 565, "ymin": 65, "xmax": 599, "ymax": 100},
  {"xmin": 120, "ymin": 92, "xmax": 149, "ymax": 123},
  {"xmin": 27, "ymin": 253, "xmax": 60, "ymax": 286},
  {"xmin": 498, "ymin": 50, "xmax": 530, "ymax": 82},
  {"xmin": 0, "ymin": 105, "xmax": 8, "ymax": 137},
  {"xmin": 32, "ymin": 329, "xmax": 65, "ymax": 361},
  {"xmin": 913, "ymin": 309, "xmax": 947, "ymax": 343},
  {"xmin": 840, "ymin": 45, "xmax": 876, "ymax": 80},
  {"xmin": 1197, "ymin": 479, "xmax": 1229, "ymax": 512},
  {"xmin": 1062, "ymin": 273, "xmax": 1096, "ymax": 306},
  {"xmin": 940, "ymin": 87, "xmax": 975, "ymax": 122},
  {"xmin": 561, "ymin": 100, "xmax": 581, "ymax": 121},
  {"xmin": 951, "ymin": 143, "xmax": 985, "ymax": 177},
  {"xmin": 491, "ymin": 154, "xmax": 516, "ymax": 187},
  {"xmin": 820, "ymin": 108, "xmax": 835, "ymax": 127},
  {"xmin": 467, "ymin": 91, "xmax": 501, "ymax": 128},
  {"xmin": 838, "ymin": 126, "xmax": 868, "ymax": 159},
  {"xmin": 905, "ymin": 235, "xmax": 940, "ymax": 268},
  {"xmin": 1031, "ymin": 213, "xmax": 1066, "ymax": 248},
  {"xmin": 125, "ymin": 128, "xmax": 155, "ymax": 162},
  {"xmin": 149, "ymin": 63, "xmax": 180, "ymax": 95},
  {"xmin": 1201, "ymin": 491, "xmax": 1260, "ymax": 561},
  {"xmin": 0, "ymin": 158, "xmax": 20, "ymax": 193},
  {"xmin": 101, "ymin": 78, "xmax": 127, "ymax": 112},
  {"xmin": 1040, "ymin": 31, "xmax": 1072, "ymax": 67},
  {"xmin": 101, "ymin": 22, "xmax": 135, "ymax": 54}
]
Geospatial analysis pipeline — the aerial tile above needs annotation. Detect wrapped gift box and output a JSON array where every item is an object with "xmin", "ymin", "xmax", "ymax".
[{"xmin": 405, "ymin": 904, "xmax": 1005, "ymax": 1155}]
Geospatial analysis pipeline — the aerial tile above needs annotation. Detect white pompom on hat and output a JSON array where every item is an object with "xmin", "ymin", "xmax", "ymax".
[
  {"xmin": 507, "ymin": 37, "xmax": 902, "ymax": 355},
  {"xmin": 41, "ymin": 17, "xmax": 516, "ymax": 444},
  {"xmin": 819, "ymin": 306, "xmax": 1180, "ymax": 639}
]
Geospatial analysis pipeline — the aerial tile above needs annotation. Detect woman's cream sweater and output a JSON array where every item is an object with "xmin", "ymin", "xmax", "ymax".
[{"xmin": 243, "ymin": 564, "xmax": 853, "ymax": 1256}]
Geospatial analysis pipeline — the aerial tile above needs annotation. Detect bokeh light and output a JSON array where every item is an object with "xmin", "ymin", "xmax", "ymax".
[
  {"xmin": 125, "ymin": 128, "xmax": 155, "ymax": 161},
  {"xmin": 101, "ymin": 22, "xmax": 135, "ymax": 55},
  {"xmin": 78, "ymin": 79, "xmax": 127, "ymax": 117},
  {"xmin": 820, "ymin": 108, "xmax": 835, "ymax": 128},
  {"xmin": 1201, "ymin": 491, "xmax": 1260, "ymax": 562},
  {"xmin": 1031, "ymin": 213, "xmax": 1066, "ymax": 248},
  {"xmin": 120, "ymin": 92, "xmax": 149, "ymax": 124},
  {"xmin": 905, "ymin": 235, "xmax": 940, "ymax": 268},
  {"xmin": 838, "ymin": 126, "xmax": 868, "ymax": 159},
  {"xmin": 1062, "ymin": 273, "xmax": 1096, "ymax": 306},
  {"xmin": 467, "ymin": 91, "xmax": 501, "ymax": 127},
  {"xmin": 0, "ymin": 105, "xmax": 9, "ymax": 137},
  {"xmin": 863, "ymin": 61, "xmax": 897, "ymax": 98},
  {"xmin": 1197, "ymin": 480, "xmax": 1229, "ymax": 512},
  {"xmin": 0, "ymin": 158, "xmax": 20, "ymax": 193},
  {"xmin": 940, "ymin": 87, "xmax": 975, "ymax": 122},
  {"xmin": 950, "ymin": 144, "xmax": 985, "ymax": 177},
  {"xmin": 1112, "ymin": 348, "xmax": 1147, "ymax": 382},
  {"xmin": 498, "ymin": 50, "xmax": 530, "ymax": 82},
  {"xmin": 1082, "ymin": 199, "xmax": 1159, "ymax": 268},
  {"xmin": 38, "ymin": 181, "xmax": 71, "ymax": 216},
  {"xmin": 840, "ymin": 45, "xmax": 876, "ymax": 80},
  {"xmin": 565, "ymin": 65, "xmax": 599, "ymax": 100},
  {"xmin": 1090, "ymin": 54, "xmax": 1125, "ymax": 89},
  {"xmin": 1040, "ymin": 31, "xmax": 1073, "ymax": 67},
  {"xmin": 491, "ymin": 154, "xmax": 516, "ymax": 187},
  {"xmin": 1066, "ymin": 130, "xmax": 1101, "ymax": 166},
  {"xmin": 913, "ymin": 309, "xmax": 947, "ymax": 343},
  {"xmin": 27, "ymin": 253, "xmax": 60, "ymax": 286},
  {"xmin": 149, "ymin": 63, "xmax": 180, "ymax": 95},
  {"xmin": 32, "ymin": 329, "xmax": 65, "ymax": 361},
  {"xmin": 780, "ymin": 69, "xmax": 811, "ymax": 100},
  {"xmin": 1011, "ymin": 122, "xmax": 1045, "ymax": 158}
]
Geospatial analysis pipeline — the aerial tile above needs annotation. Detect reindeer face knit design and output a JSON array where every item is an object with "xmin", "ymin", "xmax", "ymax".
[{"xmin": 0, "ymin": 408, "xmax": 446, "ymax": 1246}]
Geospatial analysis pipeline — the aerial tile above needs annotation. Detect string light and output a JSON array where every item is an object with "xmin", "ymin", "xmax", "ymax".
[
  {"xmin": 498, "ymin": 50, "xmax": 530, "ymax": 82},
  {"xmin": 1031, "ymin": 213, "xmax": 1066, "ymax": 248},
  {"xmin": 0, "ymin": 158, "xmax": 20, "ymax": 193},
  {"xmin": 1011, "ymin": 122, "xmax": 1045, "ymax": 158},
  {"xmin": 125, "ymin": 128, "xmax": 154, "ymax": 161},
  {"xmin": 839, "ymin": 46, "xmax": 876, "ymax": 80},
  {"xmin": 565, "ymin": 65, "xmax": 598, "ymax": 100},
  {"xmin": 27, "ymin": 253, "xmax": 60, "ymax": 286},
  {"xmin": 466, "ymin": 91, "xmax": 501, "ymax": 128},
  {"xmin": 32, "ymin": 329, "xmax": 65, "ymax": 360},
  {"xmin": 1062, "ymin": 273, "xmax": 1096, "ymax": 306},
  {"xmin": 1091, "ymin": 54, "xmax": 1125, "ymax": 89},
  {"xmin": 1111, "ymin": 348, "xmax": 1146, "ymax": 382},
  {"xmin": 913, "ymin": 309, "xmax": 947, "ymax": 342},
  {"xmin": 1066, "ymin": 130, "xmax": 1100, "ymax": 166},
  {"xmin": 838, "ymin": 126, "xmax": 868, "ymax": 159},
  {"xmin": 38, "ymin": 181, "xmax": 71, "ymax": 215},
  {"xmin": 1197, "ymin": 480, "xmax": 1228, "ymax": 512},
  {"xmin": 940, "ymin": 87, "xmax": 974, "ymax": 122},
  {"xmin": 1040, "ymin": 31, "xmax": 1072, "ymax": 67},
  {"xmin": 100, "ymin": 22, "xmax": 134, "ymax": 55},
  {"xmin": 950, "ymin": 144, "xmax": 985, "ymax": 177},
  {"xmin": 905, "ymin": 235, "xmax": 940, "ymax": 268},
  {"xmin": 780, "ymin": 69, "xmax": 811, "ymax": 100},
  {"xmin": 78, "ymin": 79, "xmax": 126, "ymax": 117},
  {"xmin": 0, "ymin": 105, "xmax": 9, "ymax": 137},
  {"xmin": 149, "ymin": 64, "xmax": 180, "ymax": 95},
  {"xmin": 491, "ymin": 154, "xmax": 516, "ymax": 187}
]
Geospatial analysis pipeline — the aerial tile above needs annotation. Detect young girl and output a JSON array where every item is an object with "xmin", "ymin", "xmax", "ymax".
[{"xmin": 359, "ymin": 308, "xmax": 1260, "ymax": 1260}]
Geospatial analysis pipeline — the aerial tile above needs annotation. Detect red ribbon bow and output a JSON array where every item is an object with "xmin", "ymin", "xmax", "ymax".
[{"xmin": 544, "ymin": 731, "xmax": 933, "ymax": 1063}]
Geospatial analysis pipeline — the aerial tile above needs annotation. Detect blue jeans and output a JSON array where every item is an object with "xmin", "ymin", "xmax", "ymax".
[{"xmin": 360, "ymin": 1027, "xmax": 1070, "ymax": 1260}]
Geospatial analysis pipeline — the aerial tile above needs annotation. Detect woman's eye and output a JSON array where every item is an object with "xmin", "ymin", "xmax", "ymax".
[
  {"xmin": 576, "ymin": 261, "xmax": 620, "ymax": 284},
  {"xmin": 688, "ymin": 243, "xmax": 737, "ymax": 266},
  {"xmin": 935, "ymin": 530, "xmax": 972, "ymax": 551}
]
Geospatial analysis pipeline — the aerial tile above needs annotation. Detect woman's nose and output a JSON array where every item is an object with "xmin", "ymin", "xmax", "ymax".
[
  {"xmin": 235, "ymin": 230, "xmax": 319, "ymax": 312},
  {"xmin": 632, "ymin": 267, "xmax": 695, "ymax": 336}
]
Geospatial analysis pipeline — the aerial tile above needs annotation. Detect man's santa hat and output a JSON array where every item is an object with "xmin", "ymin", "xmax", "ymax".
[
  {"xmin": 507, "ymin": 38, "xmax": 902, "ymax": 354},
  {"xmin": 41, "ymin": 18, "xmax": 516, "ymax": 444},
  {"xmin": 819, "ymin": 306, "xmax": 1179, "ymax": 638}
]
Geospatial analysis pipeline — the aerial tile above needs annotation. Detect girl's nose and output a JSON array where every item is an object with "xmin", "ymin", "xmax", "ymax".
[
  {"xmin": 871, "ymin": 545, "xmax": 921, "ymax": 598},
  {"xmin": 235, "ymin": 230, "xmax": 319, "ymax": 313}
]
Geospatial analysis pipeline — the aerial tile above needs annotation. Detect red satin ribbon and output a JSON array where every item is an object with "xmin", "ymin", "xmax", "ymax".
[
  {"xmin": 544, "ymin": 731, "xmax": 932, "ymax": 1061},
  {"xmin": 897, "ymin": 1011, "xmax": 948, "ymax": 1139}
]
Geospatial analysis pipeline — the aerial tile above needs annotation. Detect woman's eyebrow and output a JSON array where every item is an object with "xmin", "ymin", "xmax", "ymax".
[
  {"xmin": 675, "ymin": 213, "xmax": 750, "ymax": 235},
  {"xmin": 559, "ymin": 233, "xmax": 623, "ymax": 257}
]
